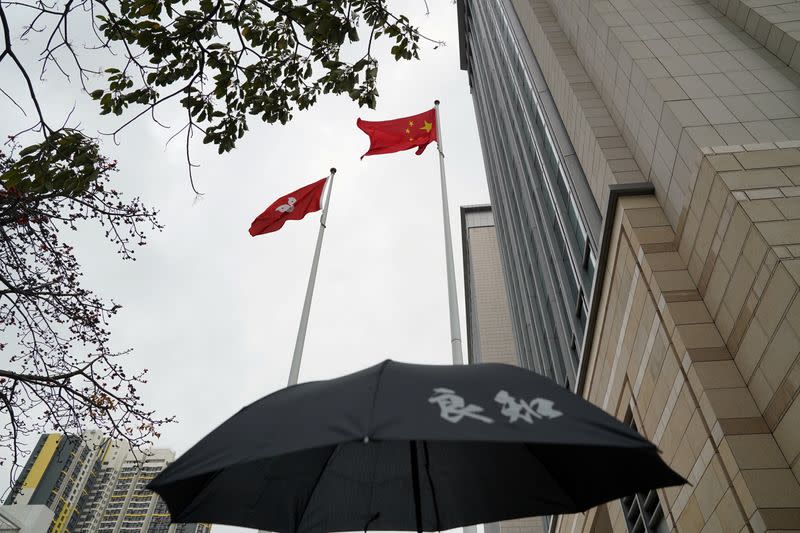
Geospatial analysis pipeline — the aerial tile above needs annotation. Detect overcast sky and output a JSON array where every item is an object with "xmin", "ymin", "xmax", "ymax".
[{"xmin": 2, "ymin": 1, "xmax": 489, "ymax": 531}]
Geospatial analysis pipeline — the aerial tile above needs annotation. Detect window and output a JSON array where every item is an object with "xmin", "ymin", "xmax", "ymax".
[{"xmin": 621, "ymin": 416, "xmax": 667, "ymax": 533}]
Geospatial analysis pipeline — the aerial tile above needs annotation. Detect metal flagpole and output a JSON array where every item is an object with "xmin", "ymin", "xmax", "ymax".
[
  {"xmin": 260, "ymin": 169, "xmax": 336, "ymax": 533},
  {"xmin": 435, "ymin": 101, "xmax": 475, "ymax": 533},
  {"xmin": 433, "ymin": 100, "xmax": 464, "ymax": 366},
  {"xmin": 287, "ymin": 167, "xmax": 337, "ymax": 386}
]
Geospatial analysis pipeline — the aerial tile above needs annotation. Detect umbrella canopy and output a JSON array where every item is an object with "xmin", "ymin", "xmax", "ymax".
[{"xmin": 149, "ymin": 360, "xmax": 684, "ymax": 532}]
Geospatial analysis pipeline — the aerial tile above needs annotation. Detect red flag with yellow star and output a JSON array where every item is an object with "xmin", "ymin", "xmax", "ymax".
[{"xmin": 356, "ymin": 108, "xmax": 437, "ymax": 158}]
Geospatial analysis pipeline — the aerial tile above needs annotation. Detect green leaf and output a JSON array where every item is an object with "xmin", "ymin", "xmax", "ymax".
[{"xmin": 18, "ymin": 145, "xmax": 40, "ymax": 157}]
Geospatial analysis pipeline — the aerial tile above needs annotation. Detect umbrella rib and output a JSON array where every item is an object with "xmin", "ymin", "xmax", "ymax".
[
  {"xmin": 363, "ymin": 434, "xmax": 383, "ymax": 531},
  {"xmin": 410, "ymin": 441, "xmax": 423, "ymax": 533},
  {"xmin": 366, "ymin": 360, "xmax": 391, "ymax": 435},
  {"xmin": 294, "ymin": 445, "xmax": 340, "ymax": 533},
  {"xmin": 422, "ymin": 441, "xmax": 441, "ymax": 531}
]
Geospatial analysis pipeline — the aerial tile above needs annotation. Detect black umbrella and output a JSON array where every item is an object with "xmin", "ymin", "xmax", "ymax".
[{"xmin": 150, "ymin": 360, "xmax": 684, "ymax": 532}]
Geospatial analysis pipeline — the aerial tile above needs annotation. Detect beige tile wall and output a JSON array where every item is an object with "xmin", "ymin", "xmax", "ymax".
[
  {"xmin": 678, "ymin": 144, "xmax": 800, "ymax": 494},
  {"xmin": 555, "ymin": 162, "xmax": 800, "ymax": 531},
  {"xmin": 709, "ymin": 0, "xmax": 800, "ymax": 73},
  {"xmin": 522, "ymin": 0, "xmax": 800, "ymax": 230},
  {"xmin": 497, "ymin": 517, "xmax": 546, "ymax": 533},
  {"xmin": 497, "ymin": 2, "xmax": 800, "ymax": 530},
  {"xmin": 512, "ymin": 0, "xmax": 643, "ymax": 213},
  {"xmin": 467, "ymin": 226, "xmax": 520, "ymax": 365}
]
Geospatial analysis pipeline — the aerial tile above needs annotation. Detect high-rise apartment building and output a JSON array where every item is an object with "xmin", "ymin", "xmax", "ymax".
[
  {"xmin": 459, "ymin": 0, "xmax": 800, "ymax": 532},
  {"xmin": 79, "ymin": 446, "xmax": 190, "ymax": 533},
  {"xmin": 5, "ymin": 431, "xmax": 108, "ymax": 533},
  {"xmin": 4, "ymin": 432, "xmax": 209, "ymax": 533}
]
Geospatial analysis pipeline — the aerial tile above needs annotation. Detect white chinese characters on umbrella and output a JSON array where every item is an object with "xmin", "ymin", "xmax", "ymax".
[
  {"xmin": 428, "ymin": 388, "xmax": 494, "ymax": 424},
  {"xmin": 494, "ymin": 390, "xmax": 562, "ymax": 423},
  {"xmin": 428, "ymin": 388, "xmax": 563, "ymax": 424}
]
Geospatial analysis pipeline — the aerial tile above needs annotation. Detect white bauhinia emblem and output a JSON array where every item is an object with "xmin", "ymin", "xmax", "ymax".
[
  {"xmin": 428, "ymin": 388, "xmax": 494, "ymax": 424},
  {"xmin": 494, "ymin": 390, "xmax": 563, "ymax": 423},
  {"xmin": 276, "ymin": 197, "xmax": 297, "ymax": 213}
]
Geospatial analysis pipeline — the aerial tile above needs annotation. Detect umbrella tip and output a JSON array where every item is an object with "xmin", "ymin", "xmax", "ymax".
[{"xmin": 330, "ymin": 167, "xmax": 337, "ymax": 174}]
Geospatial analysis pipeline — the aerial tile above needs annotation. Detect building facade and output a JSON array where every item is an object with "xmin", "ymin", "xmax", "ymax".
[
  {"xmin": 5, "ymin": 431, "xmax": 107, "ymax": 533},
  {"xmin": 461, "ymin": 205, "xmax": 546, "ymax": 533},
  {"xmin": 459, "ymin": 0, "xmax": 800, "ymax": 532},
  {"xmin": 462, "ymin": 205, "xmax": 521, "ymax": 368},
  {"xmin": 4, "ymin": 432, "xmax": 209, "ymax": 533}
]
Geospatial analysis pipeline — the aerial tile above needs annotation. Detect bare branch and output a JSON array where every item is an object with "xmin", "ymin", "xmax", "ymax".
[
  {"xmin": 1, "ymin": 3, "xmax": 52, "ymax": 136},
  {"xmin": 0, "ymin": 87, "xmax": 26, "ymax": 115},
  {"xmin": 0, "ymin": 147, "xmax": 169, "ymax": 483}
]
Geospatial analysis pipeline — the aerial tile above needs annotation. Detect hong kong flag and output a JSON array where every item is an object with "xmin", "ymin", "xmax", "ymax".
[
  {"xmin": 249, "ymin": 178, "xmax": 327, "ymax": 236},
  {"xmin": 357, "ymin": 108, "xmax": 437, "ymax": 158}
]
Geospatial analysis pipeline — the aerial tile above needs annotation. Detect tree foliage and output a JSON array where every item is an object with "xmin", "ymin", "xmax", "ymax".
[
  {"xmin": 0, "ymin": 0, "xmax": 430, "ymax": 486},
  {"xmin": 1, "ymin": 0, "xmax": 430, "ymax": 191}
]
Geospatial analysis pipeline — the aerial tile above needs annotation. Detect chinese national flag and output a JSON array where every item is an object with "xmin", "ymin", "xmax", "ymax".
[
  {"xmin": 357, "ymin": 108, "xmax": 437, "ymax": 158},
  {"xmin": 249, "ymin": 178, "xmax": 327, "ymax": 236}
]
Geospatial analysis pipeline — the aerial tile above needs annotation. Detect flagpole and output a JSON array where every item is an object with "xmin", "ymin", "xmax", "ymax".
[
  {"xmin": 434, "ymin": 100, "xmax": 464, "ymax": 366},
  {"xmin": 435, "ymin": 101, "xmax": 475, "ymax": 533},
  {"xmin": 287, "ymin": 168, "xmax": 337, "ymax": 386}
]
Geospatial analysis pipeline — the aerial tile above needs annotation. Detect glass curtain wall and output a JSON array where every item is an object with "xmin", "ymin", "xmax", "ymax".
[{"xmin": 463, "ymin": 0, "xmax": 599, "ymax": 388}]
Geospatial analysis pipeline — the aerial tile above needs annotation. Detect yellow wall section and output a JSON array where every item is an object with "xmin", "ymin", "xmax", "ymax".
[
  {"xmin": 22, "ymin": 434, "xmax": 61, "ymax": 489},
  {"xmin": 98, "ymin": 438, "xmax": 113, "ymax": 463},
  {"xmin": 51, "ymin": 500, "xmax": 75, "ymax": 533}
]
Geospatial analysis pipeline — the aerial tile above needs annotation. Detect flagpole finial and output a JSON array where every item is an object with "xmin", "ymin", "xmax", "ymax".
[
  {"xmin": 330, "ymin": 168, "xmax": 337, "ymax": 174},
  {"xmin": 434, "ymin": 99, "xmax": 440, "ymax": 105}
]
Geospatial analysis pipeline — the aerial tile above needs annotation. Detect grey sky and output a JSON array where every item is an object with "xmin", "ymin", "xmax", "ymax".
[{"xmin": 2, "ymin": 1, "xmax": 489, "ymax": 531}]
